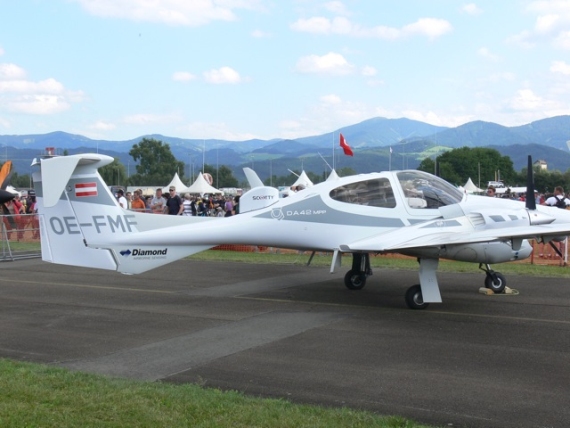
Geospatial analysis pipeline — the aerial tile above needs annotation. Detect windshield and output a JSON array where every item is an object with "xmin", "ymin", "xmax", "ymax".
[{"xmin": 397, "ymin": 171, "xmax": 464, "ymax": 209}]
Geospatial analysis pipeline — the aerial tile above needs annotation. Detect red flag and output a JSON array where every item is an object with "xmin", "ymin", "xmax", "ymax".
[{"xmin": 339, "ymin": 133, "xmax": 353, "ymax": 156}]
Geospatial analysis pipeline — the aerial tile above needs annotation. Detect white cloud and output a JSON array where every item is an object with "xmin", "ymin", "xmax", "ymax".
[
  {"xmin": 290, "ymin": 16, "xmax": 452, "ymax": 39},
  {"xmin": 278, "ymin": 95, "xmax": 381, "ymax": 139},
  {"xmin": 178, "ymin": 121, "xmax": 257, "ymax": 140},
  {"xmin": 361, "ymin": 66, "xmax": 377, "ymax": 77},
  {"xmin": 89, "ymin": 121, "xmax": 116, "ymax": 131},
  {"xmin": 0, "ymin": 47, "xmax": 4, "ymax": 56},
  {"xmin": 0, "ymin": 63, "xmax": 27, "ymax": 80},
  {"xmin": 508, "ymin": 1, "xmax": 570, "ymax": 48},
  {"xmin": 295, "ymin": 52, "xmax": 354, "ymax": 75},
  {"xmin": 462, "ymin": 3, "xmax": 483, "ymax": 15},
  {"xmin": 0, "ymin": 116, "xmax": 10, "ymax": 129},
  {"xmin": 0, "ymin": 63, "xmax": 82, "ymax": 115},
  {"xmin": 0, "ymin": 78, "xmax": 64, "ymax": 94},
  {"xmin": 203, "ymin": 66, "xmax": 242, "ymax": 84},
  {"xmin": 477, "ymin": 47, "xmax": 500, "ymax": 61},
  {"xmin": 402, "ymin": 18, "xmax": 453, "ymax": 39},
  {"xmin": 323, "ymin": 1, "xmax": 349, "ymax": 16},
  {"xmin": 553, "ymin": 30, "xmax": 570, "ymax": 49},
  {"xmin": 123, "ymin": 113, "xmax": 180, "ymax": 125},
  {"xmin": 251, "ymin": 29, "xmax": 270, "ymax": 38},
  {"xmin": 510, "ymin": 88, "xmax": 550, "ymax": 110},
  {"xmin": 551, "ymin": 60, "xmax": 570, "ymax": 74},
  {"xmin": 72, "ymin": 0, "xmax": 261, "ymax": 26},
  {"xmin": 8, "ymin": 95, "xmax": 70, "ymax": 115},
  {"xmin": 172, "ymin": 71, "xmax": 196, "ymax": 82}
]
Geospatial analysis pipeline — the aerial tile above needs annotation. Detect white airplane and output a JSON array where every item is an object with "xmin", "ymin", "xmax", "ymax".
[{"xmin": 33, "ymin": 153, "xmax": 570, "ymax": 309}]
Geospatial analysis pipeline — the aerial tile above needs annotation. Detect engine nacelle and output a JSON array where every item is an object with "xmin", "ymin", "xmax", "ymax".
[
  {"xmin": 441, "ymin": 240, "xmax": 533, "ymax": 264},
  {"xmin": 239, "ymin": 186, "xmax": 279, "ymax": 213}
]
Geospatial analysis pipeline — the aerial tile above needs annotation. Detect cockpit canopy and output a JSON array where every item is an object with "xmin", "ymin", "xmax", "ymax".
[{"xmin": 329, "ymin": 170, "xmax": 464, "ymax": 209}]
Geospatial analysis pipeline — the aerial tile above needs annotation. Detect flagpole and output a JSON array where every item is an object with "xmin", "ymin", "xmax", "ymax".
[
  {"xmin": 332, "ymin": 132, "xmax": 335, "ymax": 171},
  {"xmin": 389, "ymin": 147, "xmax": 392, "ymax": 171}
]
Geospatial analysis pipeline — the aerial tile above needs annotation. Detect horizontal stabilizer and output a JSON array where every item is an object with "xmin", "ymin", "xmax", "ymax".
[{"xmin": 107, "ymin": 244, "xmax": 213, "ymax": 274}]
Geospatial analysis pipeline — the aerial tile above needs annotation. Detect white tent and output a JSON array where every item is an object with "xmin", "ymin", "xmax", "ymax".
[
  {"xmin": 6, "ymin": 185, "xmax": 20, "ymax": 196},
  {"xmin": 185, "ymin": 172, "xmax": 221, "ymax": 195},
  {"xmin": 463, "ymin": 177, "xmax": 483, "ymax": 194},
  {"xmin": 326, "ymin": 169, "xmax": 340, "ymax": 181},
  {"xmin": 291, "ymin": 170, "xmax": 314, "ymax": 189},
  {"xmin": 165, "ymin": 173, "xmax": 191, "ymax": 194}
]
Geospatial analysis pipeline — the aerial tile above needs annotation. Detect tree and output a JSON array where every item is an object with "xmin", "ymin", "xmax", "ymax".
[
  {"xmin": 337, "ymin": 167, "xmax": 357, "ymax": 177},
  {"xmin": 128, "ymin": 138, "xmax": 184, "ymax": 186},
  {"xmin": 8, "ymin": 172, "xmax": 32, "ymax": 188},
  {"xmin": 99, "ymin": 158, "xmax": 127, "ymax": 186},
  {"xmin": 202, "ymin": 164, "xmax": 238, "ymax": 188},
  {"xmin": 418, "ymin": 147, "xmax": 516, "ymax": 186}
]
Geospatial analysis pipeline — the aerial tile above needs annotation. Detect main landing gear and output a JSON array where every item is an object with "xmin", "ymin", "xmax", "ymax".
[
  {"xmin": 479, "ymin": 263, "xmax": 506, "ymax": 294},
  {"xmin": 344, "ymin": 253, "xmax": 372, "ymax": 290},
  {"xmin": 404, "ymin": 284, "xmax": 429, "ymax": 310}
]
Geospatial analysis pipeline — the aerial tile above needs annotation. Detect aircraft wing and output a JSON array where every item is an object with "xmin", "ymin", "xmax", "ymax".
[{"xmin": 340, "ymin": 217, "xmax": 570, "ymax": 253}]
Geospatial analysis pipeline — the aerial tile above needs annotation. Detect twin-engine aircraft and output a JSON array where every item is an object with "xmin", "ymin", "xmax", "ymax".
[{"xmin": 33, "ymin": 153, "xmax": 570, "ymax": 309}]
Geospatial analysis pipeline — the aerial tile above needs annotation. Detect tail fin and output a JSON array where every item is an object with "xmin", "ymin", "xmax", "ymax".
[
  {"xmin": 34, "ymin": 154, "xmax": 212, "ymax": 274},
  {"xmin": 239, "ymin": 167, "xmax": 279, "ymax": 213}
]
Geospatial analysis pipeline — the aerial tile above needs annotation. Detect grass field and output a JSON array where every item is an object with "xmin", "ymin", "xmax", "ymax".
[
  {"xmin": 0, "ymin": 359, "xmax": 431, "ymax": 428},
  {"xmin": 192, "ymin": 248, "xmax": 570, "ymax": 278}
]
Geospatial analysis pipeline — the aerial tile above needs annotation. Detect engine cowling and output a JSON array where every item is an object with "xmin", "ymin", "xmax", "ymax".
[{"xmin": 441, "ymin": 240, "xmax": 533, "ymax": 264}]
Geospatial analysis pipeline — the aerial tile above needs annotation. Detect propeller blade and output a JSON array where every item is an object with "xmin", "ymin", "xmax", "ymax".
[{"xmin": 525, "ymin": 155, "xmax": 536, "ymax": 210}]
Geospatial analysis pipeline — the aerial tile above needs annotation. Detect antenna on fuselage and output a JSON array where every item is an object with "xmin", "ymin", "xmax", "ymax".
[{"xmin": 525, "ymin": 155, "xmax": 536, "ymax": 210}]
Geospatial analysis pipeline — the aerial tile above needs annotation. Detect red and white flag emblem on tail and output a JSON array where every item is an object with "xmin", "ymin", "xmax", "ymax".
[
  {"xmin": 75, "ymin": 182, "xmax": 98, "ymax": 197},
  {"xmin": 339, "ymin": 133, "xmax": 353, "ymax": 156}
]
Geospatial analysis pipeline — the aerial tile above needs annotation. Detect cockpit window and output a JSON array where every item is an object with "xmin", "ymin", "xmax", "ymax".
[
  {"xmin": 330, "ymin": 178, "xmax": 396, "ymax": 208},
  {"xmin": 397, "ymin": 171, "xmax": 464, "ymax": 209}
]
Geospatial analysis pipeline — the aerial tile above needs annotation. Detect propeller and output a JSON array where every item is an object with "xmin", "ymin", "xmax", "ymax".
[{"xmin": 525, "ymin": 155, "xmax": 536, "ymax": 210}]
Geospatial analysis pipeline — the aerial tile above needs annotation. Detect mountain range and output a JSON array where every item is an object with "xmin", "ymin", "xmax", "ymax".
[{"xmin": 1, "ymin": 115, "xmax": 570, "ymax": 184}]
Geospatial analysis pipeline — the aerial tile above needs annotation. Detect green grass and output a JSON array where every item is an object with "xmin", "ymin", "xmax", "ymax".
[
  {"xmin": 0, "ymin": 359, "xmax": 431, "ymax": 428},
  {"xmin": 191, "ymin": 249, "xmax": 570, "ymax": 278}
]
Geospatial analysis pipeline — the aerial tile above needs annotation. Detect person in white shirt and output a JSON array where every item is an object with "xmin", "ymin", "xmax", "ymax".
[
  {"xmin": 544, "ymin": 186, "xmax": 570, "ymax": 208},
  {"xmin": 116, "ymin": 189, "xmax": 128, "ymax": 209}
]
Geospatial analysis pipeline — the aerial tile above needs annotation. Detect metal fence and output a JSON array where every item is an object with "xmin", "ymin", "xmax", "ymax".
[{"xmin": 1, "ymin": 213, "xmax": 41, "ymax": 261}]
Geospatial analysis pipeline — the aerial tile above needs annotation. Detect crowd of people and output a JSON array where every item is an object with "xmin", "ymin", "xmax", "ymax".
[
  {"xmin": 1, "ymin": 190, "xmax": 38, "ymax": 240},
  {"xmin": 117, "ymin": 186, "xmax": 241, "ymax": 217},
  {"xmin": 485, "ymin": 184, "xmax": 570, "ymax": 209}
]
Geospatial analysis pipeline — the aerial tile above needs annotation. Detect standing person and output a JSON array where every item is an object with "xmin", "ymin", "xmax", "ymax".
[
  {"xmin": 224, "ymin": 196, "xmax": 233, "ymax": 217},
  {"xmin": 116, "ymin": 189, "xmax": 128, "ymax": 209},
  {"xmin": 544, "ymin": 186, "xmax": 570, "ymax": 208},
  {"xmin": 151, "ymin": 188, "xmax": 166, "ymax": 214},
  {"xmin": 232, "ymin": 195, "xmax": 240, "ymax": 215},
  {"xmin": 145, "ymin": 196, "xmax": 153, "ymax": 212},
  {"xmin": 130, "ymin": 190, "xmax": 146, "ymax": 212},
  {"xmin": 182, "ymin": 194, "xmax": 193, "ymax": 216},
  {"xmin": 3, "ymin": 197, "xmax": 24, "ymax": 240},
  {"xmin": 125, "ymin": 191, "xmax": 133, "ymax": 209},
  {"xmin": 165, "ymin": 186, "xmax": 184, "ymax": 215}
]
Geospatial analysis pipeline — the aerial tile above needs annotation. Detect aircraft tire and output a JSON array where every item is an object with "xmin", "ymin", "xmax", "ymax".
[
  {"xmin": 344, "ymin": 270, "xmax": 366, "ymax": 290},
  {"xmin": 405, "ymin": 284, "xmax": 429, "ymax": 310},
  {"xmin": 484, "ymin": 272, "xmax": 506, "ymax": 294}
]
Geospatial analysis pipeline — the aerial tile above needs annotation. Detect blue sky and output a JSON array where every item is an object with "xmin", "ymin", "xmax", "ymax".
[{"xmin": 0, "ymin": 0, "xmax": 569, "ymax": 142}]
